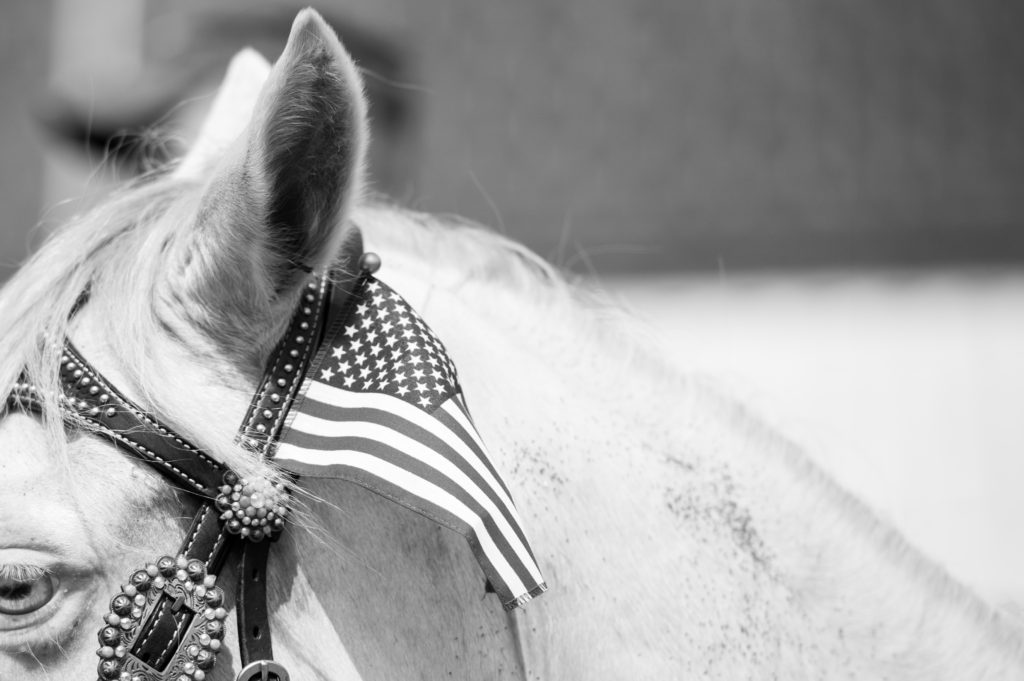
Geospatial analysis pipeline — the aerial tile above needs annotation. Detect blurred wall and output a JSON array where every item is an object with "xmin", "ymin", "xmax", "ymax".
[
  {"xmin": 0, "ymin": 1, "xmax": 50, "ymax": 275},
  {"xmin": 399, "ymin": 0, "xmax": 1024, "ymax": 270},
  {"xmin": 3, "ymin": 1, "xmax": 1024, "ymax": 274}
]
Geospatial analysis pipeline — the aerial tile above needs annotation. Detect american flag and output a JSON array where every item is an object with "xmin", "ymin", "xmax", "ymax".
[{"xmin": 276, "ymin": 275, "xmax": 547, "ymax": 610}]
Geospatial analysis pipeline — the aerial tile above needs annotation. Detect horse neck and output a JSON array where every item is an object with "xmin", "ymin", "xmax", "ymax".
[
  {"xmin": 358, "ymin": 235, "xmax": 1024, "ymax": 677},
  {"xmin": 689, "ymin": 389, "xmax": 1024, "ymax": 677}
]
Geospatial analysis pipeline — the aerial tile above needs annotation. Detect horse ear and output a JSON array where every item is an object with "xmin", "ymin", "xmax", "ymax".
[{"xmin": 182, "ymin": 8, "xmax": 367, "ymax": 335}]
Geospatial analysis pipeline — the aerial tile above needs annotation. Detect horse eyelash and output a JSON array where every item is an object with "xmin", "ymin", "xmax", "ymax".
[{"xmin": 0, "ymin": 563, "xmax": 51, "ymax": 582}]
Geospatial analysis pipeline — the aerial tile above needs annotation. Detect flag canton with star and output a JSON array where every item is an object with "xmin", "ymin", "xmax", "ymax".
[{"xmin": 321, "ymin": 278, "xmax": 460, "ymax": 412}]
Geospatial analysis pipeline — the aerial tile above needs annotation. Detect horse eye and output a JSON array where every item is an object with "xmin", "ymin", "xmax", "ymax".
[{"xmin": 0, "ymin": 572, "xmax": 58, "ymax": 615}]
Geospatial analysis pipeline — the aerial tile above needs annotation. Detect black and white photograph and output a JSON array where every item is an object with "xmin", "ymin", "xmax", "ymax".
[{"xmin": 1, "ymin": 1, "xmax": 1023, "ymax": 678}]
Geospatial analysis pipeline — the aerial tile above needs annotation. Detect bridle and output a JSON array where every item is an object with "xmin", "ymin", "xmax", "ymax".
[{"xmin": 7, "ymin": 243, "xmax": 374, "ymax": 681}]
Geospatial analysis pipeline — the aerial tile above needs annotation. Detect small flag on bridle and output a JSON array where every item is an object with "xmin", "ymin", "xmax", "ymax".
[{"xmin": 275, "ymin": 270, "xmax": 547, "ymax": 610}]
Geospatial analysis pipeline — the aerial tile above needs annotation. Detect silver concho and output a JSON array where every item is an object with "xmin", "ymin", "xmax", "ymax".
[
  {"xmin": 96, "ymin": 555, "xmax": 228, "ymax": 681},
  {"xmin": 215, "ymin": 471, "xmax": 289, "ymax": 542}
]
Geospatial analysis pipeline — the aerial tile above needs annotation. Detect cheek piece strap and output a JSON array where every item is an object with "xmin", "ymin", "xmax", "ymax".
[{"xmin": 7, "ymin": 247, "xmax": 370, "ymax": 681}]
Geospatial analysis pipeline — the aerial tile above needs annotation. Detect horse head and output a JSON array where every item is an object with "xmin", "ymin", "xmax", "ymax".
[{"xmin": 2, "ymin": 8, "xmax": 1024, "ymax": 681}]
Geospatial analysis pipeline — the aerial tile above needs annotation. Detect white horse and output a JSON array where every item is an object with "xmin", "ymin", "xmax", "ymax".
[{"xmin": 1, "ymin": 9, "xmax": 1022, "ymax": 680}]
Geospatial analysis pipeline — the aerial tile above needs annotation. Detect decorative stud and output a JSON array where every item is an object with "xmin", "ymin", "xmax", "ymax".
[
  {"xmin": 359, "ymin": 251, "xmax": 382, "ymax": 274},
  {"xmin": 215, "ymin": 472, "xmax": 289, "ymax": 542}
]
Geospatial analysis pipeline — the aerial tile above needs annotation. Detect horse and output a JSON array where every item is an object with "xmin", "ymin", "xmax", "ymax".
[{"xmin": 1, "ymin": 9, "xmax": 1022, "ymax": 680}]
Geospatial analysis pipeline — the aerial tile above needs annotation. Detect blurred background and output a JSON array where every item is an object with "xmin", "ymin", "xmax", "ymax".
[{"xmin": 1, "ymin": 0, "xmax": 1023, "ymax": 618}]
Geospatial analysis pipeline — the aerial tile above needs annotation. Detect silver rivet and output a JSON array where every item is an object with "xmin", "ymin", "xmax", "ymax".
[
  {"xmin": 255, "ymin": 424, "xmax": 267, "ymax": 433},
  {"xmin": 262, "ymin": 410, "xmax": 273, "ymax": 419},
  {"xmin": 270, "ymin": 394, "xmax": 281, "ymax": 403},
  {"xmin": 105, "ymin": 408, "xmax": 116, "ymax": 417},
  {"xmin": 283, "ymin": 364, "xmax": 294, "ymax": 373},
  {"xmin": 359, "ymin": 252, "xmax": 382, "ymax": 273},
  {"xmin": 276, "ymin": 379, "xmax": 287, "ymax": 388},
  {"xmin": 302, "ymin": 307, "xmax": 312, "ymax": 315},
  {"xmin": 89, "ymin": 407, "xmax": 100, "ymax": 416},
  {"xmin": 99, "ymin": 394, "xmax": 110, "ymax": 403},
  {"xmin": 300, "ymin": 322, "xmax": 309, "ymax": 331},
  {"xmin": 289, "ymin": 349, "xmax": 299, "ymax": 358},
  {"xmin": 295, "ymin": 336, "xmax": 305, "ymax": 344},
  {"xmin": 89, "ymin": 386, "xmax": 100, "ymax": 395},
  {"xmin": 73, "ymin": 369, "xmax": 83, "ymax": 378},
  {"xmin": 81, "ymin": 377, "xmax": 91, "ymax": 386},
  {"xmin": 305, "ymin": 294, "xmax": 315, "ymax": 303}
]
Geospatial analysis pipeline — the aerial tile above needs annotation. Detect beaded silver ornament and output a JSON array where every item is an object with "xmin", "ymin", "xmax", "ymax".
[
  {"xmin": 215, "ymin": 470, "xmax": 289, "ymax": 542},
  {"xmin": 96, "ymin": 555, "xmax": 227, "ymax": 681}
]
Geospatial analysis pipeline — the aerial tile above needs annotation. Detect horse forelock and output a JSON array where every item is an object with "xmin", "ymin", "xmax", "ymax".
[{"xmin": 0, "ymin": 173, "xmax": 273, "ymax": 486}]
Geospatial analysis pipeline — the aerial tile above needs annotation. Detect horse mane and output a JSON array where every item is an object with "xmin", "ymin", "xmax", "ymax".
[{"xmin": 0, "ymin": 173, "xmax": 188, "ymax": 447}]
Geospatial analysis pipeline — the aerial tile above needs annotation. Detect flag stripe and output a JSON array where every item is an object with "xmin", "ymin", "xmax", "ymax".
[
  {"xmin": 303, "ymin": 382, "xmax": 524, "ymax": 529},
  {"xmin": 435, "ymin": 400, "xmax": 541, "ymax": 565},
  {"xmin": 280, "ymin": 407, "xmax": 543, "ymax": 586},
  {"xmin": 279, "ymin": 433, "xmax": 539, "ymax": 590},
  {"xmin": 289, "ymin": 400, "xmax": 533, "ymax": 562},
  {"xmin": 434, "ymin": 400, "xmax": 515, "ymax": 502},
  {"xmin": 275, "ymin": 443, "xmax": 530, "ymax": 604}
]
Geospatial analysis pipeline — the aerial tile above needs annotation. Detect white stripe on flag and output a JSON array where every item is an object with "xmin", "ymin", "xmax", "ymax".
[
  {"xmin": 438, "ymin": 399, "xmax": 529, "ymax": 529},
  {"xmin": 275, "ymin": 443, "xmax": 529, "ymax": 598},
  {"xmin": 303, "ymin": 381, "xmax": 526, "ymax": 531},
  {"xmin": 283, "ymin": 401, "xmax": 543, "ymax": 586}
]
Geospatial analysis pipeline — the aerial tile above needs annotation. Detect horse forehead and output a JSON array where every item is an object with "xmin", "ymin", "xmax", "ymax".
[
  {"xmin": 0, "ymin": 416, "xmax": 97, "ymax": 554},
  {"xmin": 0, "ymin": 413, "xmax": 147, "ymax": 501},
  {"xmin": 0, "ymin": 413, "xmax": 49, "ymax": 477}
]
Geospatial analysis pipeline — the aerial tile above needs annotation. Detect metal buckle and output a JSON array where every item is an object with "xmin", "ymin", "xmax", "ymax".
[
  {"xmin": 96, "ymin": 555, "xmax": 228, "ymax": 681},
  {"xmin": 236, "ymin": 660, "xmax": 290, "ymax": 681}
]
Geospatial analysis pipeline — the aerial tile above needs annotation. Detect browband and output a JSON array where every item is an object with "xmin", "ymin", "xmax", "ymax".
[{"xmin": 7, "ymin": 242, "xmax": 372, "ymax": 681}]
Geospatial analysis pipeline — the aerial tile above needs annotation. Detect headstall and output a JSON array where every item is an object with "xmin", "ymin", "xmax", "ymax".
[{"xmin": 6, "ymin": 242, "xmax": 374, "ymax": 681}]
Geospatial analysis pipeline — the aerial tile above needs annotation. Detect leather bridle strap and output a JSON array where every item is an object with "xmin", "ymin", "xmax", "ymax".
[
  {"xmin": 28, "ymin": 273, "xmax": 337, "ymax": 681},
  {"xmin": 45, "ymin": 272, "xmax": 332, "ymax": 681},
  {"xmin": 232, "ymin": 275, "xmax": 336, "ymax": 672},
  {"xmin": 3, "ymin": 232, "xmax": 371, "ymax": 681}
]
